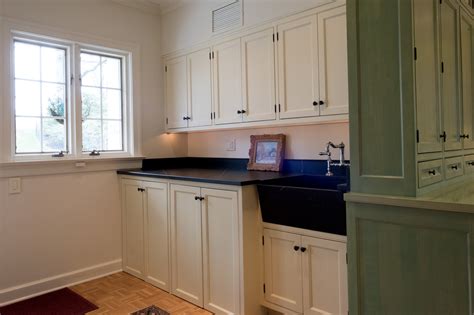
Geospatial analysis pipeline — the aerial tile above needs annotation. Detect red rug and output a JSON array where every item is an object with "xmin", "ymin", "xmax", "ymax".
[{"xmin": 0, "ymin": 288, "xmax": 98, "ymax": 315}]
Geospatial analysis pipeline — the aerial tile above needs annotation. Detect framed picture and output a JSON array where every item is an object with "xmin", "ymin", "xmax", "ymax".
[{"xmin": 247, "ymin": 134, "xmax": 286, "ymax": 172}]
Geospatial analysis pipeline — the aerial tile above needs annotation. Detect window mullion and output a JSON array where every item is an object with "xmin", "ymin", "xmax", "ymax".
[{"xmin": 74, "ymin": 44, "xmax": 83, "ymax": 156}]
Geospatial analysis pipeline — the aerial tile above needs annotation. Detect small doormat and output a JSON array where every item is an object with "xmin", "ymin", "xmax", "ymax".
[
  {"xmin": 131, "ymin": 305, "xmax": 170, "ymax": 315},
  {"xmin": 0, "ymin": 288, "xmax": 98, "ymax": 315}
]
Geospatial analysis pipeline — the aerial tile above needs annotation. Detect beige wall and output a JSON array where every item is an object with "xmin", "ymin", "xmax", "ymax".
[{"xmin": 188, "ymin": 123, "xmax": 350, "ymax": 160}]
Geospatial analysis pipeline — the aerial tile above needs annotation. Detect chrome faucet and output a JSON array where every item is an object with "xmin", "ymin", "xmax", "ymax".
[{"xmin": 319, "ymin": 142, "xmax": 348, "ymax": 176}]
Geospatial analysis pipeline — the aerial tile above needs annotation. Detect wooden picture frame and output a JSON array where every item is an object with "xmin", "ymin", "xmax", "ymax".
[{"xmin": 247, "ymin": 134, "xmax": 286, "ymax": 172}]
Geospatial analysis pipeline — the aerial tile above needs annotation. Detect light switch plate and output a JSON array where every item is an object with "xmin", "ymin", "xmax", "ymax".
[
  {"xmin": 226, "ymin": 139, "xmax": 236, "ymax": 151},
  {"xmin": 8, "ymin": 177, "xmax": 21, "ymax": 194}
]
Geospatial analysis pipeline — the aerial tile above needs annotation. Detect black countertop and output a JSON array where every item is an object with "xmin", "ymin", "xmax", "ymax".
[{"xmin": 117, "ymin": 157, "xmax": 349, "ymax": 186}]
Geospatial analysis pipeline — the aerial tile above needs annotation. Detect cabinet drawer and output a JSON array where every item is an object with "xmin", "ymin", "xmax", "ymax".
[
  {"xmin": 445, "ymin": 156, "xmax": 464, "ymax": 180},
  {"xmin": 418, "ymin": 159, "xmax": 443, "ymax": 188},
  {"xmin": 464, "ymin": 154, "xmax": 474, "ymax": 175}
]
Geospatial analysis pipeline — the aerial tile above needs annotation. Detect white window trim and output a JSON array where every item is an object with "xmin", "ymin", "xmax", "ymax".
[{"xmin": 1, "ymin": 18, "xmax": 141, "ymax": 163}]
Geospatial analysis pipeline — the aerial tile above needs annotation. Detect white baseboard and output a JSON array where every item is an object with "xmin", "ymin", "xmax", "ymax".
[{"xmin": 0, "ymin": 259, "xmax": 122, "ymax": 306}]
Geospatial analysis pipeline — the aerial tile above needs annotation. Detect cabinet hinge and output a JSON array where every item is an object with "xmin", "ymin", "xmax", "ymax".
[
  {"xmin": 416, "ymin": 129, "xmax": 420, "ymax": 143},
  {"xmin": 263, "ymin": 284, "xmax": 266, "ymax": 294},
  {"xmin": 414, "ymin": 47, "xmax": 417, "ymax": 61},
  {"xmin": 441, "ymin": 62, "xmax": 444, "ymax": 73}
]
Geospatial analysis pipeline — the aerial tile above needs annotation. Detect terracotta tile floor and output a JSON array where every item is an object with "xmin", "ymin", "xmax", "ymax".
[{"xmin": 70, "ymin": 272, "xmax": 212, "ymax": 315}]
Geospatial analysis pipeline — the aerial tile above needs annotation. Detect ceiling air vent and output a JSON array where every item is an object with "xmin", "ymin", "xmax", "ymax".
[{"xmin": 212, "ymin": 0, "xmax": 242, "ymax": 34}]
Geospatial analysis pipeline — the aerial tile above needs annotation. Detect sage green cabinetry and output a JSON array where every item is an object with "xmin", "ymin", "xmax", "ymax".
[{"xmin": 461, "ymin": 10, "xmax": 474, "ymax": 150}]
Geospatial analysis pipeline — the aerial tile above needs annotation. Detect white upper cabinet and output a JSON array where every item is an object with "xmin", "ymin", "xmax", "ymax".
[
  {"xmin": 188, "ymin": 48, "xmax": 213, "ymax": 128},
  {"xmin": 213, "ymin": 38, "xmax": 244, "ymax": 125},
  {"xmin": 413, "ymin": 0, "xmax": 443, "ymax": 154},
  {"xmin": 461, "ymin": 11, "xmax": 474, "ymax": 150},
  {"xmin": 165, "ymin": 56, "xmax": 188, "ymax": 129},
  {"xmin": 440, "ymin": 0, "xmax": 462, "ymax": 151},
  {"xmin": 277, "ymin": 15, "xmax": 320, "ymax": 119},
  {"xmin": 241, "ymin": 28, "xmax": 277, "ymax": 122}
]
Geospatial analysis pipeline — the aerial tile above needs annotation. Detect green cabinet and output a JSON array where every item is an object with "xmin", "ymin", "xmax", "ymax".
[{"xmin": 461, "ymin": 10, "xmax": 474, "ymax": 150}]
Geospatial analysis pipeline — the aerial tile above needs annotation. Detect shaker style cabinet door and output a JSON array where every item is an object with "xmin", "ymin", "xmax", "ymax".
[
  {"xmin": 263, "ymin": 229, "xmax": 303, "ymax": 313},
  {"xmin": 170, "ymin": 184, "xmax": 204, "ymax": 306},
  {"xmin": 413, "ymin": 0, "xmax": 443, "ymax": 153},
  {"xmin": 440, "ymin": 0, "xmax": 462, "ymax": 151},
  {"xmin": 187, "ymin": 48, "xmax": 213, "ymax": 128},
  {"xmin": 241, "ymin": 28, "xmax": 277, "ymax": 123},
  {"xmin": 144, "ymin": 181, "xmax": 169, "ymax": 291},
  {"xmin": 461, "ymin": 11, "xmax": 474, "ymax": 150},
  {"xmin": 122, "ymin": 179, "xmax": 145, "ymax": 278},
  {"xmin": 201, "ymin": 189, "xmax": 240, "ymax": 315},
  {"xmin": 317, "ymin": 6, "xmax": 349, "ymax": 116},
  {"xmin": 165, "ymin": 56, "xmax": 188, "ymax": 129},
  {"xmin": 213, "ymin": 38, "xmax": 243, "ymax": 125},
  {"xmin": 277, "ymin": 15, "xmax": 320, "ymax": 119},
  {"xmin": 301, "ymin": 236, "xmax": 348, "ymax": 315}
]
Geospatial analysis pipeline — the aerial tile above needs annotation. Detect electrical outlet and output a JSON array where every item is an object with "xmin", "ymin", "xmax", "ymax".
[
  {"xmin": 8, "ymin": 177, "xmax": 21, "ymax": 194},
  {"xmin": 226, "ymin": 139, "xmax": 236, "ymax": 151}
]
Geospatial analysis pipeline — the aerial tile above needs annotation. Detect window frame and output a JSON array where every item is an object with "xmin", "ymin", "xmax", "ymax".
[{"xmin": 8, "ymin": 31, "xmax": 134, "ymax": 161}]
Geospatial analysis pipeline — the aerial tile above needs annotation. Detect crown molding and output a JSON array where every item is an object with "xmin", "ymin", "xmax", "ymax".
[{"xmin": 110, "ymin": 0, "xmax": 162, "ymax": 16}]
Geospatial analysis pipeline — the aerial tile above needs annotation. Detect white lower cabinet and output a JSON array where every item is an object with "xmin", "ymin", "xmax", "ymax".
[
  {"xmin": 122, "ymin": 177, "xmax": 264, "ymax": 315},
  {"xmin": 121, "ymin": 179, "xmax": 169, "ymax": 290},
  {"xmin": 263, "ymin": 228, "xmax": 348, "ymax": 315}
]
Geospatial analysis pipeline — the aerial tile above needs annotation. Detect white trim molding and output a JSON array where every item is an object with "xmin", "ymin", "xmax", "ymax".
[{"xmin": 0, "ymin": 259, "xmax": 122, "ymax": 306}]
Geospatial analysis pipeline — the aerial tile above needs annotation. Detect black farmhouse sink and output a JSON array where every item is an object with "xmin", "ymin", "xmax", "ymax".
[{"xmin": 257, "ymin": 175, "xmax": 348, "ymax": 236}]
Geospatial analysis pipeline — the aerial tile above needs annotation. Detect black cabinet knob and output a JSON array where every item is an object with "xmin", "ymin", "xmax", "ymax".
[
  {"xmin": 194, "ymin": 196, "xmax": 205, "ymax": 201},
  {"xmin": 241, "ymin": 110, "xmax": 246, "ymax": 114},
  {"xmin": 451, "ymin": 165, "xmax": 458, "ymax": 170},
  {"xmin": 319, "ymin": 100, "xmax": 325, "ymax": 105},
  {"xmin": 237, "ymin": 110, "xmax": 242, "ymax": 114},
  {"xmin": 294, "ymin": 246, "xmax": 300, "ymax": 251},
  {"xmin": 428, "ymin": 170, "xmax": 436, "ymax": 175},
  {"xmin": 461, "ymin": 134, "xmax": 470, "ymax": 139},
  {"xmin": 313, "ymin": 101, "xmax": 318, "ymax": 106},
  {"xmin": 300, "ymin": 247, "xmax": 307, "ymax": 253}
]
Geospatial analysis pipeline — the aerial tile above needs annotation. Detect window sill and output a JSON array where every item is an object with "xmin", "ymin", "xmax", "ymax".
[{"xmin": 0, "ymin": 156, "xmax": 145, "ymax": 178}]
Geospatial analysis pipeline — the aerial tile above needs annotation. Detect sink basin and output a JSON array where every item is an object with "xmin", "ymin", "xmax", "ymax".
[{"xmin": 257, "ymin": 175, "xmax": 348, "ymax": 236}]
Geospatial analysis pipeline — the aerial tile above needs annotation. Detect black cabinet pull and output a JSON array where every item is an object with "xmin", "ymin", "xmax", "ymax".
[
  {"xmin": 440, "ymin": 131, "xmax": 447, "ymax": 142},
  {"xmin": 241, "ymin": 110, "xmax": 246, "ymax": 114},
  {"xmin": 461, "ymin": 134, "xmax": 470, "ymax": 139},
  {"xmin": 312, "ymin": 101, "xmax": 318, "ymax": 106},
  {"xmin": 237, "ymin": 110, "xmax": 242, "ymax": 114},
  {"xmin": 319, "ymin": 100, "xmax": 325, "ymax": 105},
  {"xmin": 428, "ymin": 170, "xmax": 436, "ymax": 176},
  {"xmin": 194, "ymin": 196, "xmax": 200, "ymax": 201},
  {"xmin": 300, "ymin": 247, "xmax": 307, "ymax": 253},
  {"xmin": 137, "ymin": 188, "xmax": 145, "ymax": 192},
  {"xmin": 468, "ymin": 162, "xmax": 474, "ymax": 166},
  {"xmin": 294, "ymin": 246, "xmax": 300, "ymax": 251},
  {"xmin": 194, "ymin": 196, "xmax": 205, "ymax": 201},
  {"xmin": 451, "ymin": 165, "xmax": 458, "ymax": 170}
]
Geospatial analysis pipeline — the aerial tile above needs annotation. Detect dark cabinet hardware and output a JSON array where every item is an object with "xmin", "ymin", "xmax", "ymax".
[
  {"xmin": 460, "ymin": 134, "xmax": 470, "ymax": 139},
  {"xmin": 428, "ymin": 170, "xmax": 436, "ymax": 175},
  {"xmin": 313, "ymin": 101, "xmax": 318, "ymax": 106},
  {"xmin": 416, "ymin": 130, "xmax": 420, "ymax": 143},
  {"xmin": 182, "ymin": 116, "xmax": 191, "ymax": 120},
  {"xmin": 300, "ymin": 247, "xmax": 307, "ymax": 253},
  {"xmin": 237, "ymin": 110, "xmax": 247, "ymax": 115},
  {"xmin": 137, "ymin": 188, "xmax": 145, "ymax": 192},
  {"xmin": 451, "ymin": 165, "xmax": 458, "ymax": 171},
  {"xmin": 440, "ymin": 131, "xmax": 446, "ymax": 142},
  {"xmin": 293, "ymin": 246, "xmax": 300, "ymax": 251},
  {"xmin": 89, "ymin": 150, "xmax": 100, "ymax": 156},
  {"xmin": 194, "ymin": 196, "xmax": 205, "ymax": 201},
  {"xmin": 319, "ymin": 100, "xmax": 325, "ymax": 105},
  {"xmin": 183, "ymin": 116, "xmax": 187, "ymax": 120},
  {"xmin": 468, "ymin": 162, "xmax": 474, "ymax": 166}
]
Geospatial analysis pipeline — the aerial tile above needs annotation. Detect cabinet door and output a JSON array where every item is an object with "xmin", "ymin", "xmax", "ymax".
[
  {"xmin": 165, "ymin": 56, "xmax": 188, "ymax": 129},
  {"xmin": 440, "ymin": 0, "xmax": 462, "ymax": 151},
  {"xmin": 170, "ymin": 184, "xmax": 203, "ymax": 306},
  {"xmin": 317, "ymin": 6, "xmax": 349, "ymax": 116},
  {"xmin": 213, "ymin": 39, "xmax": 243, "ymax": 125},
  {"xmin": 302, "ymin": 236, "xmax": 348, "ymax": 315},
  {"xmin": 188, "ymin": 48, "xmax": 213, "ymax": 128},
  {"xmin": 277, "ymin": 15, "xmax": 319, "ymax": 119},
  {"xmin": 121, "ymin": 179, "xmax": 145, "ymax": 278},
  {"xmin": 202, "ymin": 189, "xmax": 240, "ymax": 315},
  {"xmin": 461, "ymin": 12, "xmax": 474, "ymax": 149},
  {"xmin": 144, "ymin": 181, "xmax": 169, "ymax": 291},
  {"xmin": 241, "ymin": 28, "xmax": 277, "ymax": 122},
  {"xmin": 263, "ymin": 229, "xmax": 303, "ymax": 313},
  {"xmin": 414, "ymin": 0, "xmax": 443, "ymax": 153}
]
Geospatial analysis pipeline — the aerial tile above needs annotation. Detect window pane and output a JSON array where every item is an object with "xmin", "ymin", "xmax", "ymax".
[
  {"xmin": 16, "ymin": 117, "xmax": 41, "ymax": 153},
  {"xmin": 15, "ymin": 80, "xmax": 41, "ymax": 116},
  {"xmin": 14, "ymin": 42, "xmax": 40, "ymax": 80},
  {"xmin": 41, "ymin": 46, "xmax": 66, "ymax": 83},
  {"xmin": 102, "ymin": 57, "xmax": 121, "ymax": 89},
  {"xmin": 43, "ymin": 118, "xmax": 66, "ymax": 152},
  {"xmin": 81, "ymin": 53, "xmax": 101, "ymax": 87},
  {"xmin": 103, "ymin": 120, "xmax": 122, "ymax": 151},
  {"xmin": 102, "ymin": 88, "xmax": 122, "ymax": 119},
  {"xmin": 82, "ymin": 87, "xmax": 101, "ymax": 119},
  {"xmin": 42, "ymin": 83, "xmax": 66, "ymax": 118},
  {"xmin": 82, "ymin": 119, "xmax": 101, "ymax": 151}
]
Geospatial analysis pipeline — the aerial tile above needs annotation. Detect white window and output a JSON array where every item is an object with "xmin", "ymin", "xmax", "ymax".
[{"xmin": 11, "ymin": 33, "xmax": 132, "ymax": 160}]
